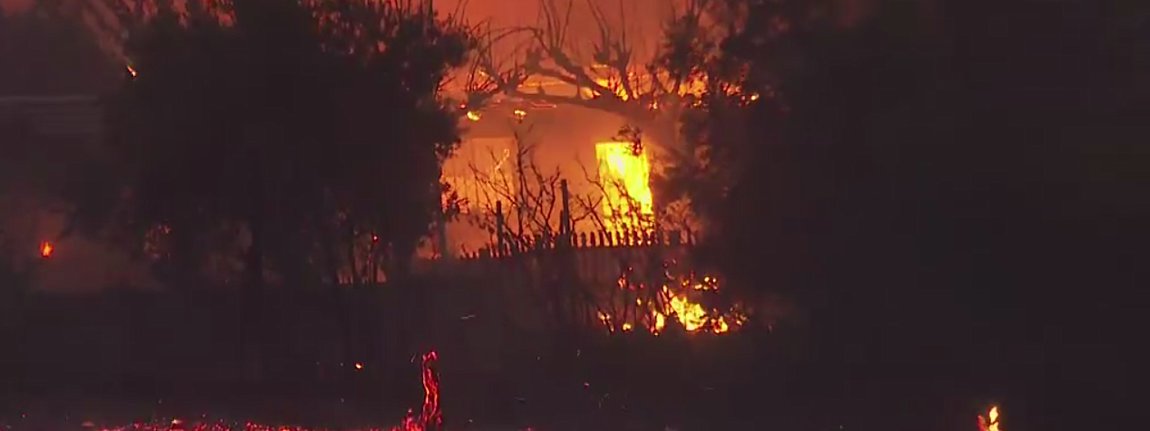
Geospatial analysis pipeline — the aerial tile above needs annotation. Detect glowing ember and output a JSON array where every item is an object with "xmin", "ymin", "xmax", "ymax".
[
  {"xmin": 595, "ymin": 142, "xmax": 654, "ymax": 230},
  {"xmin": 513, "ymin": 109, "xmax": 527, "ymax": 121},
  {"xmin": 92, "ymin": 351, "xmax": 444, "ymax": 431},
  {"xmin": 126, "ymin": 64, "xmax": 138, "ymax": 77},
  {"xmin": 598, "ymin": 269, "xmax": 749, "ymax": 335},
  {"xmin": 40, "ymin": 241, "xmax": 54, "ymax": 258},
  {"xmin": 465, "ymin": 110, "xmax": 481, "ymax": 122},
  {"xmin": 978, "ymin": 405, "xmax": 1002, "ymax": 431}
]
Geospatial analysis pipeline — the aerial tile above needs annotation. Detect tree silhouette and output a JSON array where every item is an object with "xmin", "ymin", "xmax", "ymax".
[
  {"xmin": 104, "ymin": 0, "xmax": 472, "ymax": 289},
  {"xmin": 689, "ymin": 0, "xmax": 1149, "ymax": 428},
  {"xmin": 466, "ymin": 0, "xmax": 706, "ymax": 155}
]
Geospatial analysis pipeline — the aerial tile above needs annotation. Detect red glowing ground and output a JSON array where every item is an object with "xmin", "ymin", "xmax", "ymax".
[{"xmin": 84, "ymin": 351, "xmax": 442, "ymax": 431}]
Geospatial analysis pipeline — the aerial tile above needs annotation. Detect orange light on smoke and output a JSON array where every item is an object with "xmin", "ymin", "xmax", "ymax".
[
  {"xmin": 595, "ymin": 142, "xmax": 654, "ymax": 230},
  {"xmin": 40, "ymin": 241, "xmax": 54, "ymax": 258}
]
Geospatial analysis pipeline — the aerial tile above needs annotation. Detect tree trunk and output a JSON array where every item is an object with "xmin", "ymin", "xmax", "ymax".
[
  {"xmin": 344, "ymin": 221, "xmax": 358, "ymax": 286},
  {"xmin": 242, "ymin": 212, "xmax": 267, "ymax": 383},
  {"xmin": 241, "ymin": 147, "xmax": 267, "ymax": 384},
  {"xmin": 389, "ymin": 239, "xmax": 416, "ymax": 282},
  {"xmin": 321, "ymin": 224, "xmax": 341, "ymax": 286}
]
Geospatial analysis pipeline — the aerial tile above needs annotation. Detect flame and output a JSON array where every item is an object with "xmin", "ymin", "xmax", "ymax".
[
  {"xmin": 598, "ymin": 270, "xmax": 749, "ymax": 335},
  {"xmin": 417, "ymin": 351, "xmax": 442, "ymax": 429},
  {"xmin": 465, "ymin": 110, "xmax": 481, "ymax": 122},
  {"xmin": 126, "ymin": 64, "xmax": 138, "ymax": 78},
  {"xmin": 590, "ymin": 77, "xmax": 630, "ymax": 100},
  {"xmin": 595, "ymin": 142, "xmax": 654, "ymax": 230},
  {"xmin": 582, "ymin": 67, "xmax": 752, "ymax": 101},
  {"xmin": 512, "ymin": 109, "xmax": 527, "ymax": 121},
  {"xmin": 40, "ymin": 241, "xmax": 54, "ymax": 258},
  {"xmin": 978, "ymin": 405, "xmax": 1001, "ymax": 431}
]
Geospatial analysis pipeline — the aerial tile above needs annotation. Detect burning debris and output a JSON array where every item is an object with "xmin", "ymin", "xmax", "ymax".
[
  {"xmin": 39, "ymin": 241, "xmax": 54, "ymax": 258},
  {"xmin": 597, "ymin": 267, "xmax": 749, "ymax": 336}
]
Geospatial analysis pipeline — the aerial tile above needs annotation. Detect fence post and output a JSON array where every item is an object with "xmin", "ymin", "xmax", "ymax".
[
  {"xmin": 495, "ymin": 200, "xmax": 505, "ymax": 258},
  {"xmin": 560, "ymin": 179, "xmax": 572, "ymax": 248}
]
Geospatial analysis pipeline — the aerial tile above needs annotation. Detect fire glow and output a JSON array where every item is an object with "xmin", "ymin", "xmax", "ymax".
[
  {"xmin": 40, "ymin": 241, "xmax": 54, "ymax": 258},
  {"xmin": 598, "ymin": 271, "xmax": 749, "ymax": 335},
  {"xmin": 91, "ymin": 351, "xmax": 443, "ymax": 431},
  {"xmin": 978, "ymin": 405, "xmax": 1002, "ymax": 431},
  {"xmin": 595, "ymin": 142, "xmax": 654, "ymax": 230}
]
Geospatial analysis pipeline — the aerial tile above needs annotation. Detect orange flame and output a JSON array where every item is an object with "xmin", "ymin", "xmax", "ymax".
[
  {"xmin": 595, "ymin": 142, "xmax": 654, "ymax": 230},
  {"xmin": 40, "ymin": 241, "xmax": 54, "ymax": 258},
  {"xmin": 599, "ymin": 270, "xmax": 749, "ymax": 335},
  {"xmin": 978, "ymin": 405, "xmax": 1001, "ymax": 431},
  {"xmin": 418, "ymin": 351, "xmax": 441, "ymax": 429},
  {"xmin": 389, "ymin": 350, "xmax": 441, "ymax": 431}
]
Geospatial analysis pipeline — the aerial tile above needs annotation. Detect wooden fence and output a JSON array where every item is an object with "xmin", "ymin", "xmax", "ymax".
[{"xmin": 456, "ymin": 227, "xmax": 697, "ymax": 261}]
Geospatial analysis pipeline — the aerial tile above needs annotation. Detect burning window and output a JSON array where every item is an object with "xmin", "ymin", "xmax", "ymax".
[{"xmin": 595, "ymin": 141, "xmax": 654, "ymax": 230}]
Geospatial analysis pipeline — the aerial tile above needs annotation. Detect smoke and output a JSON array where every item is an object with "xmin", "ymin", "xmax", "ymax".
[
  {"xmin": 0, "ymin": 0, "xmax": 33, "ymax": 14},
  {"xmin": 0, "ymin": 145, "xmax": 157, "ymax": 293},
  {"xmin": 446, "ymin": 0, "xmax": 676, "ymax": 60}
]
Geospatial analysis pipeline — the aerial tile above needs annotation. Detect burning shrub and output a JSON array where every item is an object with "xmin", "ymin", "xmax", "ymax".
[{"xmin": 593, "ymin": 262, "xmax": 750, "ymax": 336}]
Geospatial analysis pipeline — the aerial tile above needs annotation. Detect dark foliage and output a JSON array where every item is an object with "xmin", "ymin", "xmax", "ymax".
[
  {"xmin": 689, "ymin": 0, "xmax": 1149, "ymax": 428},
  {"xmin": 104, "ymin": 0, "xmax": 471, "ymax": 288}
]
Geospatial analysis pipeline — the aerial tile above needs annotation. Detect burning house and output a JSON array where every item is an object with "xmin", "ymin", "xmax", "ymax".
[
  {"xmin": 430, "ymin": 0, "xmax": 740, "ymax": 259},
  {"xmin": 439, "ymin": 99, "xmax": 667, "ymax": 257}
]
